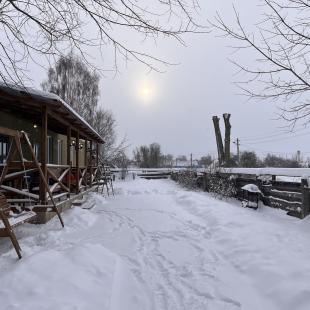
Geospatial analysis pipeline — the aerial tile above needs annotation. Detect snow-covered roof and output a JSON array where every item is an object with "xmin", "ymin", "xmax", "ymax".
[{"xmin": 0, "ymin": 82, "xmax": 104, "ymax": 143}]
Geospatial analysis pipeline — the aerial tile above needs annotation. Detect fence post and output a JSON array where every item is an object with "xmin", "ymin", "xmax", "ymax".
[{"xmin": 301, "ymin": 178, "xmax": 310, "ymax": 219}]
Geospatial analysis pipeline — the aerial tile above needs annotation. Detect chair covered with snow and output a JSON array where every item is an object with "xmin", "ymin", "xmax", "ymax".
[{"xmin": 241, "ymin": 184, "xmax": 261, "ymax": 210}]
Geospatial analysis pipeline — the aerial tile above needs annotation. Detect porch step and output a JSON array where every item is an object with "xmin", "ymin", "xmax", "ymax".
[
  {"xmin": 72, "ymin": 199, "xmax": 95, "ymax": 210},
  {"xmin": 72, "ymin": 199, "xmax": 87, "ymax": 206},
  {"xmin": 82, "ymin": 203, "xmax": 95, "ymax": 210},
  {"xmin": 48, "ymin": 192, "xmax": 68, "ymax": 201}
]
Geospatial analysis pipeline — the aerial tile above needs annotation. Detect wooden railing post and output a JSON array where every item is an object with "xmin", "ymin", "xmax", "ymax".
[
  {"xmin": 39, "ymin": 105, "xmax": 47, "ymax": 204},
  {"xmin": 67, "ymin": 127, "xmax": 71, "ymax": 198},
  {"xmin": 75, "ymin": 131, "xmax": 80, "ymax": 194},
  {"xmin": 96, "ymin": 143, "xmax": 99, "ymax": 167}
]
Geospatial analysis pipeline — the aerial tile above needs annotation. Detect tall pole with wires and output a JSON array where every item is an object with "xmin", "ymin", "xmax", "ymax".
[{"xmin": 190, "ymin": 153, "xmax": 193, "ymax": 170}]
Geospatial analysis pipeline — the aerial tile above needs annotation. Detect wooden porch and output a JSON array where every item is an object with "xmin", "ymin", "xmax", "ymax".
[{"xmin": 0, "ymin": 84, "xmax": 105, "ymax": 223}]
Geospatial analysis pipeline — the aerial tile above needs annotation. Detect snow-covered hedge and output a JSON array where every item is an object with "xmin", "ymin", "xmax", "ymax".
[
  {"xmin": 204, "ymin": 173, "xmax": 237, "ymax": 199},
  {"xmin": 171, "ymin": 170, "xmax": 198, "ymax": 190},
  {"xmin": 172, "ymin": 171, "xmax": 237, "ymax": 199}
]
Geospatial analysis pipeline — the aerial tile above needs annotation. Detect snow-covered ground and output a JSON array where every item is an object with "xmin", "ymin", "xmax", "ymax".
[{"xmin": 1, "ymin": 178, "xmax": 310, "ymax": 310}]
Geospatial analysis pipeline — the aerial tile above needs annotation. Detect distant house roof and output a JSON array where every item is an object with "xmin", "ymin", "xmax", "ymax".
[{"xmin": 0, "ymin": 83, "xmax": 104, "ymax": 143}]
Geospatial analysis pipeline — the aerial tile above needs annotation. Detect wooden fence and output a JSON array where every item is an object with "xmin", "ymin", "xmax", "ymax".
[{"xmin": 171, "ymin": 169, "xmax": 310, "ymax": 219}]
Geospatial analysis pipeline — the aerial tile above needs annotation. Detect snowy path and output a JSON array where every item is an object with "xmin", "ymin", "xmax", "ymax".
[{"xmin": 1, "ymin": 179, "xmax": 310, "ymax": 310}]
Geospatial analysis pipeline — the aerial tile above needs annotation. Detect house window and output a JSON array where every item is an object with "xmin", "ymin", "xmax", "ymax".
[
  {"xmin": 34, "ymin": 143, "xmax": 39, "ymax": 158},
  {"xmin": 57, "ymin": 140, "xmax": 63, "ymax": 165},
  {"xmin": 47, "ymin": 136, "xmax": 53, "ymax": 164},
  {"xmin": 0, "ymin": 136, "xmax": 9, "ymax": 164}
]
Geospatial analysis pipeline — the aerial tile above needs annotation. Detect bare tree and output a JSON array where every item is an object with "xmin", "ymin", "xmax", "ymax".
[
  {"xmin": 0, "ymin": 0, "xmax": 202, "ymax": 84},
  {"xmin": 212, "ymin": 1, "xmax": 310, "ymax": 126},
  {"xmin": 41, "ymin": 53, "xmax": 99, "ymax": 124},
  {"xmin": 93, "ymin": 108, "xmax": 127, "ymax": 164},
  {"xmin": 133, "ymin": 143, "xmax": 162, "ymax": 168},
  {"xmin": 42, "ymin": 53, "xmax": 126, "ymax": 163},
  {"xmin": 134, "ymin": 145, "xmax": 150, "ymax": 168}
]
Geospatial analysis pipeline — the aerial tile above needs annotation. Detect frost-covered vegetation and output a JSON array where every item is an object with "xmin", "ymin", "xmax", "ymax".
[{"xmin": 172, "ymin": 170, "xmax": 237, "ymax": 199}]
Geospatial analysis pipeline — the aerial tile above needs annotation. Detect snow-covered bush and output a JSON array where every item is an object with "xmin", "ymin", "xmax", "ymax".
[
  {"xmin": 172, "ymin": 170, "xmax": 237, "ymax": 199},
  {"xmin": 174, "ymin": 170, "xmax": 199, "ymax": 190},
  {"xmin": 205, "ymin": 173, "xmax": 237, "ymax": 199}
]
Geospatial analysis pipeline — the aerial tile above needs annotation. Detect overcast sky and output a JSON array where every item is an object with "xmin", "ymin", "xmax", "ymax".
[{"xmin": 28, "ymin": 1, "xmax": 310, "ymax": 161}]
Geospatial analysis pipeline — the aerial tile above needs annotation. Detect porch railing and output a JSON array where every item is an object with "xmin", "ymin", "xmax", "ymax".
[{"xmin": 0, "ymin": 163, "xmax": 100, "ymax": 206}]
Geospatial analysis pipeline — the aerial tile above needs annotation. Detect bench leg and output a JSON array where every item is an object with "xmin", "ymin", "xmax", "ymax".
[
  {"xmin": 8, "ymin": 228, "xmax": 22, "ymax": 259},
  {"xmin": 1, "ymin": 217, "xmax": 22, "ymax": 259}
]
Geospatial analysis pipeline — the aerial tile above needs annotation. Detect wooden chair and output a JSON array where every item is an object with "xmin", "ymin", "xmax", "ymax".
[{"xmin": 0, "ymin": 193, "xmax": 36, "ymax": 259}]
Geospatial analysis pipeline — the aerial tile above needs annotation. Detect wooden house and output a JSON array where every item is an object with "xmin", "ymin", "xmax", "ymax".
[{"xmin": 0, "ymin": 83, "xmax": 104, "ymax": 223}]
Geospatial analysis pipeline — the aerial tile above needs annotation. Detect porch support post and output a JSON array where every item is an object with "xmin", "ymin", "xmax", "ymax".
[
  {"xmin": 90, "ymin": 140, "xmax": 93, "ymax": 188},
  {"xmin": 84, "ymin": 139, "xmax": 88, "ymax": 188},
  {"xmin": 39, "ymin": 105, "xmax": 48, "ymax": 204},
  {"xmin": 67, "ymin": 127, "xmax": 71, "ymax": 197},
  {"xmin": 96, "ymin": 143, "xmax": 99, "ymax": 167},
  {"xmin": 75, "ymin": 131, "xmax": 80, "ymax": 194}
]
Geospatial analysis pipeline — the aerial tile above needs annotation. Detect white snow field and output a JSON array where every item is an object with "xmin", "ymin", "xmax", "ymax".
[{"xmin": 1, "ymin": 178, "xmax": 310, "ymax": 310}]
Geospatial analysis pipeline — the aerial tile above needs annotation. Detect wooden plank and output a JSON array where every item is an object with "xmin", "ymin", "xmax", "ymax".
[
  {"xmin": 0, "ymin": 126, "xmax": 21, "ymax": 137},
  {"xmin": 269, "ymin": 189, "xmax": 302, "ymax": 201},
  {"xmin": 268, "ymin": 196, "xmax": 302, "ymax": 211},
  {"xmin": 72, "ymin": 198, "xmax": 87, "ymax": 206},
  {"xmin": 272, "ymin": 181, "xmax": 301, "ymax": 192},
  {"xmin": 7, "ymin": 199, "xmax": 36, "ymax": 203},
  {"xmin": 4, "ymin": 168, "xmax": 37, "ymax": 180},
  {"xmin": 0, "ymin": 211, "xmax": 37, "ymax": 229},
  {"xmin": 47, "ymin": 167, "xmax": 70, "ymax": 193},
  {"xmin": 0, "ymin": 185, "xmax": 39, "ymax": 199},
  {"xmin": 47, "ymin": 164, "xmax": 70, "ymax": 169},
  {"xmin": 79, "ymin": 168, "xmax": 87, "ymax": 188},
  {"xmin": 2, "ymin": 161, "xmax": 39, "ymax": 170},
  {"xmin": 48, "ymin": 192, "xmax": 68, "ymax": 201},
  {"xmin": 82, "ymin": 203, "xmax": 95, "ymax": 210}
]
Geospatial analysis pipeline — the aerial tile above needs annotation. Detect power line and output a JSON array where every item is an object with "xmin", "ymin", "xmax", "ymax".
[
  {"xmin": 240, "ymin": 143, "xmax": 298, "ymax": 156},
  {"xmin": 239, "ymin": 126, "xmax": 310, "ymax": 141},
  {"xmin": 241, "ymin": 131, "xmax": 310, "ymax": 145}
]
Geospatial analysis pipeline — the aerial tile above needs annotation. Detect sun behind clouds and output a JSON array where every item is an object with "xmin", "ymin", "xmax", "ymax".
[{"xmin": 137, "ymin": 80, "xmax": 156, "ymax": 104}]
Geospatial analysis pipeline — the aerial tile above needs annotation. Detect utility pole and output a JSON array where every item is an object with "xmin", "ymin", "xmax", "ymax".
[
  {"xmin": 190, "ymin": 153, "xmax": 193, "ymax": 170},
  {"xmin": 233, "ymin": 138, "xmax": 240, "ymax": 166}
]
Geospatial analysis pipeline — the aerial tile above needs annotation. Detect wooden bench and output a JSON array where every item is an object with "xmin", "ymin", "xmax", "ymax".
[{"xmin": 0, "ymin": 193, "xmax": 36, "ymax": 259}]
